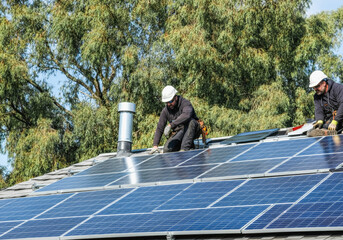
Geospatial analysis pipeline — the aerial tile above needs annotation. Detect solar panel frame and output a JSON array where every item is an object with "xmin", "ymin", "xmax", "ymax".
[{"xmin": 220, "ymin": 128, "xmax": 279, "ymax": 145}]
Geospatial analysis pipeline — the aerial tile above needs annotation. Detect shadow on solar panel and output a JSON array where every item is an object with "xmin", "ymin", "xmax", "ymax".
[{"xmin": 221, "ymin": 128, "xmax": 279, "ymax": 145}]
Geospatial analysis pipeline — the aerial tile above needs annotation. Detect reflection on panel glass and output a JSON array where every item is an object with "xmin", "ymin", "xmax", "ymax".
[
  {"xmin": 76, "ymin": 155, "xmax": 152, "ymax": 176},
  {"xmin": 221, "ymin": 128, "xmax": 279, "ymax": 145},
  {"xmin": 181, "ymin": 144, "xmax": 255, "ymax": 166},
  {"xmin": 270, "ymin": 153, "xmax": 343, "ymax": 173},
  {"xmin": 299, "ymin": 135, "xmax": 343, "ymax": 155},
  {"xmin": 201, "ymin": 158, "xmax": 285, "ymax": 179},
  {"xmin": 37, "ymin": 172, "xmax": 127, "ymax": 192},
  {"xmin": 111, "ymin": 164, "xmax": 217, "ymax": 186},
  {"xmin": 132, "ymin": 149, "xmax": 203, "ymax": 171}
]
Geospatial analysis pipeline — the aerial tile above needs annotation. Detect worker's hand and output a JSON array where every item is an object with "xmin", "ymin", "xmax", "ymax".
[
  {"xmin": 328, "ymin": 120, "xmax": 338, "ymax": 130},
  {"xmin": 164, "ymin": 124, "xmax": 171, "ymax": 137},
  {"xmin": 313, "ymin": 120, "xmax": 324, "ymax": 129},
  {"xmin": 149, "ymin": 146, "xmax": 160, "ymax": 154}
]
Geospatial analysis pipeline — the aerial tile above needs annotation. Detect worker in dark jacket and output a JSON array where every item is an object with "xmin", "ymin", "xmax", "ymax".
[
  {"xmin": 150, "ymin": 86, "xmax": 201, "ymax": 153},
  {"xmin": 308, "ymin": 70, "xmax": 343, "ymax": 136}
]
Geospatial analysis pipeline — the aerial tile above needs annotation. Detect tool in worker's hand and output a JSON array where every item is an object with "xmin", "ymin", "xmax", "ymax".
[{"xmin": 164, "ymin": 124, "xmax": 171, "ymax": 137}]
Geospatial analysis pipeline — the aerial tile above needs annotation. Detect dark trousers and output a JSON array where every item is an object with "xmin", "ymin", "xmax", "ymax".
[{"xmin": 163, "ymin": 119, "xmax": 201, "ymax": 153}]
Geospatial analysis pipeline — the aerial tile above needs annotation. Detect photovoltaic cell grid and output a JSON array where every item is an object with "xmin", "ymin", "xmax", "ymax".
[
  {"xmin": 5, "ymin": 135, "xmax": 343, "ymax": 239},
  {"xmin": 0, "ymin": 172, "xmax": 336, "ymax": 239}
]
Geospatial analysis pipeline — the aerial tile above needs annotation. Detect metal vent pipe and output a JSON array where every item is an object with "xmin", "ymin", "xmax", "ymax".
[{"xmin": 117, "ymin": 102, "xmax": 136, "ymax": 157}]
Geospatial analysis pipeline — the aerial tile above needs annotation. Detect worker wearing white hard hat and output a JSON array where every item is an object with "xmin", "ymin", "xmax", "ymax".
[
  {"xmin": 150, "ymin": 85, "xmax": 201, "ymax": 153},
  {"xmin": 308, "ymin": 70, "xmax": 343, "ymax": 136}
]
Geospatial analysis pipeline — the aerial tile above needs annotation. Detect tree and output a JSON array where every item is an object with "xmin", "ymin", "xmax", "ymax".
[{"xmin": 0, "ymin": 0, "xmax": 343, "ymax": 185}]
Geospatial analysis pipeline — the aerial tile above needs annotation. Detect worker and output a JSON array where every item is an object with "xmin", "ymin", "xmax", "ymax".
[
  {"xmin": 308, "ymin": 70, "xmax": 343, "ymax": 136},
  {"xmin": 149, "ymin": 85, "xmax": 201, "ymax": 153}
]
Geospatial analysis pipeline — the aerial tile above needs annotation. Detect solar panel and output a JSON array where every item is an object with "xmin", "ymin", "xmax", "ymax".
[
  {"xmin": 220, "ymin": 128, "xmax": 279, "ymax": 145},
  {"xmin": 0, "ymin": 221, "xmax": 23, "ymax": 237},
  {"xmin": 0, "ymin": 194, "xmax": 71, "ymax": 221},
  {"xmin": 180, "ymin": 144, "xmax": 256, "ymax": 166},
  {"xmin": 98, "ymin": 183, "xmax": 190, "ymax": 214},
  {"xmin": 37, "ymin": 188, "xmax": 133, "ymax": 219},
  {"xmin": 200, "ymin": 158, "xmax": 285, "ymax": 179},
  {"xmin": 213, "ymin": 174, "xmax": 327, "ymax": 207},
  {"xmin": 269, "ymin": 153, "xmax": 343, "ymax": 174},
  {"xmin": 300, "ymin": 172, "xmax": 343, "ymax": 203},
  {"xmin": 156, "ymin": 181, "xmax": 244, "ymax": 210},
  {"xmin": 66, "ymin": 206, "xmax": 268, "ymax": 236},
  {"xmin": 266, "ymin": 201, "xmax": 343, "ymax": 229},
  {"xmin": 132, "ymin": 149, "xmax": 203, "ymax": 170},
  {"xmin": 245, "ymin": 204, "xmax": 292, "ymax": 230},
  {"xmin": 232, "ymin": 138, "xmax": 319, "ymax": 161},
  {"xmin": 75, "ymin": 155, "xmax": 152, "ymax": 176},
  {"xmin": 0, "ymin": 217, "xmax": 87, "ymax": 239},
  {"xmin": 111, "ymin": 164, "xmax": 217, "ymax": 186},
  {"xmin": 37, "ymin": 172, "xmax": 127, "ymax": 192},
  {"xmin": 298, "ymin": 135, "xmax": 343, "ymax": 155}
]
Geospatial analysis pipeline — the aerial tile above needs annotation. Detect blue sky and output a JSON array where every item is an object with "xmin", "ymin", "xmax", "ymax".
[{"xmin": 1, "ymin": 0, "xmax": 343, "ymax": 171}]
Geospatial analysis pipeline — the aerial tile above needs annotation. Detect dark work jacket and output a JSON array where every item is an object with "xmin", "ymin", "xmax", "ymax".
[
  {"xmin": 153, "ymin": 96, "xmax": 198, "ymax": 146},
  {"xmin": 314, "ymin": 79, "xmax": 343, "ymax": 123}
]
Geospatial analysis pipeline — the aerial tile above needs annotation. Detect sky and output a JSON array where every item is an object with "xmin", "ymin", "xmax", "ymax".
[{"xmin": 0, "ymin": 0, "xmax": 343, "ymax": 172}]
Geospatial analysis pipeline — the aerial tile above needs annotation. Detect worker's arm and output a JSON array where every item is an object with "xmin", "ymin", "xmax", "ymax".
[
  {"xmin": 170, "ymin": 104, "xmax": 193, "ymax": 129},
  {"xmin": 332, "ymin": 83, "xmax": 343, "ymax": 123}
]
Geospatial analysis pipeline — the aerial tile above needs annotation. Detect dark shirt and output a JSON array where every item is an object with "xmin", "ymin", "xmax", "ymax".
[
  {"xmin": 314, "ymin": 79, "xmax": 343, "ymax": 122},
  {"xmin": 153, "ymin": 96, "xmax": 198, "ymax": 146}
]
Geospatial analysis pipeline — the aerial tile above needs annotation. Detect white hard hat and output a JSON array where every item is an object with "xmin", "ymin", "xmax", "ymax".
[
  {"xmin": 309, "ymin": 70, "xmax": 328, "ymax": 87},
  {"xmin": 162, "ymin": 85, "xmax": 178, "ymax": 102}
]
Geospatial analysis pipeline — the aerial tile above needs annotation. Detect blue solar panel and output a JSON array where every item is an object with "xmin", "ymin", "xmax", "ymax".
[
  {"xmin": 299, "ymin": 135, "xmax": 343, "ymax": 155},
  {"xmin": 200, "ymin": 158, "xmax": 285, "ymax": 179},
  {"xmin": 0, "ymin": 217, "xmax": 86, "ymax": 239},
  {"xmin": 300, "ymin": 172, "xmax": 343, "ymax": 203},
  {"xmin": 99, "ymin": 184, "xmax": 190, "ymax": 214},
  {"xmin": 245, "ymin": 204, "xmax": 292, "ymax": 230},
  {"xmin": 0, "ymin": 194, "xmax": 71, "ymax": 221},
  {"xmin": 213, "ymin": 174, "xmax": 327, "ymax": 207},
  {"xmin": 270, "ymin": 153, "xmax": 343, "ymax": 173},
  {"xmin": 67, "ymin": 206, "xmax": 268, "ymax": 236},
  {"xmin": 37, "ymin": 188, "xmax": 132, "ymax": 219},
  {"xmin": 111, "ymin": 164, "xmax": 217, "ymax": 186},
  {"xmin": 180, "ymin": 145, "xmax": 256, "ymax": 166},
  {"xmin": 266, "ymin": 201, "xmax": 343, "ymax": 229},
  {"xmin": 76, "ymin": 155, "xmax": 152, "ymax": 176},
  {"xmin": 157, "ymin": 181, "xmax": 244, "ymax": 210},
  {"xmin": 132, "ymin": 149, "xmax": 203, "ymax": 170},
  {"xmin": 232, "ymin": 138, "xmax": 319, "ymax": 161},
  {"xmin": 0, "ymin": 221, "xmax": 22, "ymax": 236},
  {"xmin": 37, "ymin": 172, "xmax": 127, "ymax": 192}
]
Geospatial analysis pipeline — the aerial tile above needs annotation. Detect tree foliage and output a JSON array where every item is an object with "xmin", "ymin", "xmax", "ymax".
[{"xmin": 0, "ymin": 0, "xmax": 343, "ymax": 185}]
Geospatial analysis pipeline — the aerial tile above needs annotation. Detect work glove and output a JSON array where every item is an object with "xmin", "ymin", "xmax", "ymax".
[
  {"xmin": 164, "ymin": 124, "xmax": 171, "ymax": 137},
  {"xmin": 149, "ymin": 147, "xmax": 160, "ymax": 154},
  {"xmin": 313, "ymin": 120, "xmax": 324, "ymax": 129},
  {"xmin": 328, "ymin": 120, "xmax": 338, "ymax": 131}
]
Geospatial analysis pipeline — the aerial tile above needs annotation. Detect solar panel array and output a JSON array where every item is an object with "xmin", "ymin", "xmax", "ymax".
[{"xmin": 2, "ymin": 135, "xmax": 343, "ymax": 239}]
